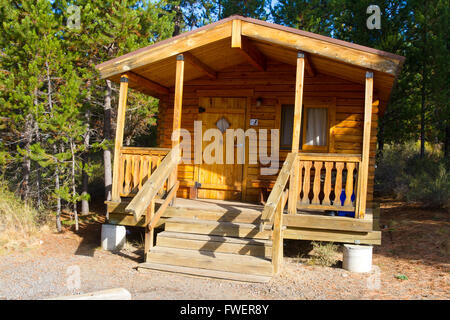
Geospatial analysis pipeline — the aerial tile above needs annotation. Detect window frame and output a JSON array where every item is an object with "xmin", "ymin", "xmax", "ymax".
[{"xmin": 277, "ymin": 97, "xmax": 336, "ymax": 153}]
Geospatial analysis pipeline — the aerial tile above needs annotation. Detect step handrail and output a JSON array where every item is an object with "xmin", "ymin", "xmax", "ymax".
[
  {"xmin": 125, "ymin": 147, "xmax": 180, "ymax": 222},
  {"xmin": 260, "ymin": 152, "xmax": 296, "ymax": 274},
  {"xmin": 146, "ymin": 180, "xmax": 179, "ymax": 231},
  {"xmin": 259, "ymin": 152, "xmax": 297, "ymax": 229}
]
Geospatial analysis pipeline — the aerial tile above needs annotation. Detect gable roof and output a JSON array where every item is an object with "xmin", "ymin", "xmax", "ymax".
[{"xmin": 96, "ymin": 15, "xmax": 405, "ymax": 112}]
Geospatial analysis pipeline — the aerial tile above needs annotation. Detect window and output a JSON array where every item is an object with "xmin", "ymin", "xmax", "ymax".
[
  {"xmin": 280, "ymin": 102, "xmax": 334, "ymax": 152},
  {"xmin": 280, "ymin": 104, "xmax": 295, "ymax": 148},
  {"xmin": 303, "ymin": 107, "xmax": 328, "ymax": 150}
]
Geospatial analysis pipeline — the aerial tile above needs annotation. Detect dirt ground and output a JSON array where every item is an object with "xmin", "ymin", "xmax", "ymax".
[{"xmin": 0, "ymin": 200, "xmax": 448, "ymax": 300}]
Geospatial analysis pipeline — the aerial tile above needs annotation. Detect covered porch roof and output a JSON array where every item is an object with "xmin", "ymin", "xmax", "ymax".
[{"xmin": 95, "ymin": 15, "xmax": 405, "ymax": 113}]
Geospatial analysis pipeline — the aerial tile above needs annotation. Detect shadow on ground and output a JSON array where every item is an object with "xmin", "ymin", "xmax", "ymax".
[
  {"xmin": 70, "ymin": 197, "xmax": 449, "ymax": 270},
  {"xmin": 375, "ymin": 200, "xmax": 449, "ymax": 268}
]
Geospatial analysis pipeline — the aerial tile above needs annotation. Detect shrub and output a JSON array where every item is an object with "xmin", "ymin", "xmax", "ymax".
[
  {"xmin": 307, "ymin": 241, "xmax": 339, "ymax": 267},
  {"xmin": 375, "ymin": 142, "xmax": 449, "ymax": 210},
  {"xmin": 0, "ymin": 180, "xmax": 40, "ymax": 253},
  {"xmin": 407, "ymin": 163, "xmax": 450, "ymax": 209}
]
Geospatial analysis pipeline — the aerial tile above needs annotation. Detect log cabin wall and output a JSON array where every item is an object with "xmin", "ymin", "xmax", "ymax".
[{"xmin": 156, "ymin": 59, "xmax": 378, "ymax": 206}]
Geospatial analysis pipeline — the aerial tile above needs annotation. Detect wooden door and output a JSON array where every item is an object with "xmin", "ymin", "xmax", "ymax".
[{"xmin": 196, "ymin": 97, "xmax": 246, "ymax": 200}]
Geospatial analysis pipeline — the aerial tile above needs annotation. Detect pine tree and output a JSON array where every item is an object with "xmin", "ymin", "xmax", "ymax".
[
  {"xmin": 0, "ymin": 0, "xmax": 87, "ymax": 230},
  {"xmin": 55, "ymin": 0, "xmax": 174, "ymax": 208},
  {"xmin": 272, "ymin": 0, "xmax": 334, "ymax": 35}
]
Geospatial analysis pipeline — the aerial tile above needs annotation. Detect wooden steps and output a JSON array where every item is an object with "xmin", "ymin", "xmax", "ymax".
[
  {"xmin": 163, "ymin": 206, "xmax": 262, "ymax": 224},
  {"xmin": 140, "ymin": 246, "xmax": 273, "ymax": 280},
  {"xmin": 138, "ymin": 262, "xmax": 272, "ymax": 283},
  {"xmin": 164, "ymin": 217, "xmax": 271, "ymax": 239},
  {"xmin": 157, "ymin": 231, "xmax": 272, "ymax": 258},
  {"xmin": 137, "ymin": 206, "xmax": 274, "ymax": 282},
  {"xmin": 131, "ymin": 199, "xmax": 381, "ymax": 282}
]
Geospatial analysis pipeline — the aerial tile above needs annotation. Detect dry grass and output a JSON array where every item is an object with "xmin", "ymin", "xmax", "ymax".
[
  {"xmin": 0, "ymin": 181, "xmax": 42, "ymax": 254},
  {"xmin": 307, "ymin": 241, "xmax": 340, "ymax": 267}
]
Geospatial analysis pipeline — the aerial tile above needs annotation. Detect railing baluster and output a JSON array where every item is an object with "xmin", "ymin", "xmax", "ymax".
[
  {"xmin": 141, "ymin": 156, "xmax": 149, "ymax": 187},
  {"xmin": 312, "ymin": 161, "xmax": 322, "ymax": 204},
  {"xmin": 301, "ymin": 161, "xmax": 312, "ymax": 204},
  {"xmin": 124, "ymin": 155, "xmax": 132, "ymax": 195},
  {"xmin": 132, "ymin": 155, "xmax": 140, "ymax": 194},
  {"xmin": 118, "ymin": 153, "xmax": 125, "ymax": 196},
  {"xmin": 138, "ymin": 156, "xmax": 143, "ymax": 190},
  {"xmin": 344, "ymin": 162, "xmax": 356, "ymax": 207},
  {"xmin": 297, "ymin": 161, "xmax": 304, "ymax": 205},
  {"xmin": 303, "ymin": 161, "xmax": 312, "ymax": 204},
  {"xmin": 334, "ymin": 162, "xmax": 344, "ymax": 207},
  {"xmin": 323, "ymin": 161, "xmax": 333, "ymax": 205}
]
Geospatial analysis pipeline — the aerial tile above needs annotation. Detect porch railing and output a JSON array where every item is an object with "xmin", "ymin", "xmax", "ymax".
[
  {"xmin": 125, "ymin": 147, "xmax": 181, "ymax": 259},
  {"xmin": 114, "ymin": 147, "xmax": 170, "ymax": 198},
  {"xmin": 295, "ymin": 153, "xmax": 361, "ymax": 213},
  {"xmin": 260, "ymin": 152, "xmax": 297, "ymax": 274}
]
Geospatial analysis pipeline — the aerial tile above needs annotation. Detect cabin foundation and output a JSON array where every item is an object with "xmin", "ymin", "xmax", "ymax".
[{"xmin": 101, "ymin": 224, "xmax": 126, "ymax": 251}]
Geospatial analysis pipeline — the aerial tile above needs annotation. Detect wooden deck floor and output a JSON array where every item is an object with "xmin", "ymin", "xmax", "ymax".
[{"xmin": 169, "ymin": 198, "xmax": 264, "ymax": 214}]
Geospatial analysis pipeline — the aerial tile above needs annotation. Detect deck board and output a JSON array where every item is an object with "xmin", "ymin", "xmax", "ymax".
[{"xmin": 170, "ymin": 198, "xmax": 264, "ymax": 214}]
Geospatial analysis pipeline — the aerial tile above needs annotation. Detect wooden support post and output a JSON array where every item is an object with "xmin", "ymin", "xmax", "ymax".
[
  {"xmin": 111, "ymin": 75, "xmax": 129, "ymax": 202},
  {"xmin": 272, "ymin": 192, "xmax": 285, "ymax": 274},
  {"xmin": 144, "ymin": 199, "xmax": 155, "ymax": 261},
  {"xmin": 168, "ymin": 54, "xmax": 185, "ymax": 200},
  {"xmin": 288, "ymin": 52, "xmax": 305, "ymax": 215},
  {"xmin": 357, "ymin": 71, "xmax": 374, "ymax": 219}
]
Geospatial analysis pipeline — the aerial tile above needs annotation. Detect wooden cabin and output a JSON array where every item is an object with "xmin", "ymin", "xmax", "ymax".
[{"xmin": 96, "ymin": 16, "xmax": 404, "ymax": 282}]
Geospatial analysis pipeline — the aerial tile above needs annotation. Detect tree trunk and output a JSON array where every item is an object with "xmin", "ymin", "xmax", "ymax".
[
  {"xmin": 445, "ymin": 124, "xmax": 450, "ymax": 166},
  {"xmin": 20, "ymin": 114, "xmax": 33, "ymax": 201},
  {"xmin": 420, "ymin": 25, "xmax": 427, "ymax": 158},
  {"xmin": 81, "ymin": 108, "xmax": 91, "ymax": 215},
  {"xmin": 81, "ymin": 77, "xmax": 92, "ymax": 215},
  {"xmin": 54, "ymin": 145, "xmax": 62, "ymax": 233},
  {"xmin": 35, "ymin": 122, "xmax": 42, "ymax": 207},
  {"xmin": 420, "ymin": 72, "xmax": 426, "ymax": 158},
  {"xmin": 34, "ymin": 88, "xmax": 41, "ymax": 207},
  {"xmin": 377, "ymin": 120, "xmax": 385, "ymax": 158},
  {"xmin": 103, "ymin": 80, "xmax": 113, "ymax": 208},
  {"xmin": 172, "ymin": 4, "xmax": 183, "ymax": 36},
  {"xmin": 70, "ymin": 138, "xmax": 79, "ymax": 231}
]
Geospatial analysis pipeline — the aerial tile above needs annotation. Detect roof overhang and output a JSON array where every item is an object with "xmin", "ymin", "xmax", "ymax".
[{"xmin": 96, "ymin": 15, "xmax": 405, "ymax": 114}]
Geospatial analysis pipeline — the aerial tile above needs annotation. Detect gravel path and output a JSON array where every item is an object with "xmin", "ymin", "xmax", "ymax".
[
  {"xmin": 0, "ymin": 201, "xmax": 448, "ymax": 300},
  {"xmin": 0, "ymin": 242, "xmax": 382, "ymax": 300}
]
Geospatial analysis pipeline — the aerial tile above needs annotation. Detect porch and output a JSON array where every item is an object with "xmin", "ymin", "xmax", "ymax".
[{"xmin": 107, "ymin": 146, "xmax": 379, "ymax": 239}]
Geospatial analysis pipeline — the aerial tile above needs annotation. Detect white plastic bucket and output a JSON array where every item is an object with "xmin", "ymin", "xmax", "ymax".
[{"xmin": 342, "ymin": 244, "xmax": 373, "ymax": 273}]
